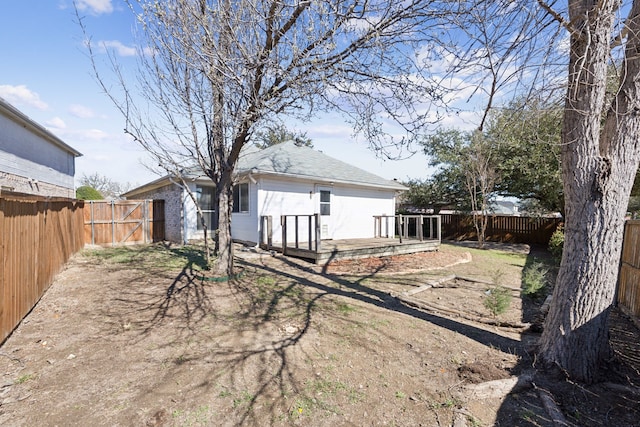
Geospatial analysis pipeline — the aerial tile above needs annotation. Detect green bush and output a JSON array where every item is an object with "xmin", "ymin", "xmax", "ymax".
[
  {"xmin": 548, "ymin": 225, "xmax": 564, "ymax": 262},
  {"xmin": 483, "ymin": 286, "xmax": 512, "ymax": 317},
  {"xmin": 76, "ymin": 185, "xmax": 103, "ymax": 200},
  {"xmin": 522, "ymin": 262, "xmax": 548, "ymax": 298}
]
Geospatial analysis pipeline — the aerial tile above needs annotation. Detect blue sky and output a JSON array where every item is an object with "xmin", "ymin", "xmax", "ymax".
[{"xmin": 0, "ymin": 0, "xmax": 481, "ymax": 188}]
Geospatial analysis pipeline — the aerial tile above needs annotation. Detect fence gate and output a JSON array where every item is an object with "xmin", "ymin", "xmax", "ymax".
[{"xmin": 84, "ymin": 200, "xmax": 164, "ymax": 246}]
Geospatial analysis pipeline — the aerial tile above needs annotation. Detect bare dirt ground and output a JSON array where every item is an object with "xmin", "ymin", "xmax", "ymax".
[{"xmin": 0, "ymin": 242, "xmax": 639, "ymax": 426}]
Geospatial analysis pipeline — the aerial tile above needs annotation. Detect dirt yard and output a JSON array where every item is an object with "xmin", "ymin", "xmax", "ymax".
[{"xmin": 0, "ymin": 242, "xmax": 639, "ymax": 426}]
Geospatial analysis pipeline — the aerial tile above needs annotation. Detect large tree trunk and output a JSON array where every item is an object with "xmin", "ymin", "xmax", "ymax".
[
  {"xmin": 213, "ymin": 168, "xmax": 234, "ymax": 276},
  {"xmin": 539, "ymin": 0, "xmax": 640, "ymax": 383}
]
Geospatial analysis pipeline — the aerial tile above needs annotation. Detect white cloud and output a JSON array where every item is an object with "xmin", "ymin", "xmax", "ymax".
[
  {"xmin": 98, "ymin": 40, "xmax": 138, "ymax": 57},
  {"xmin": 0, "ymin": 85, "xmax": 48, "ymax": 110},
  {"xmin": 46, "ymin": 117, "xmax": 67, "ymax": 129},
  {"xmin": 69, "ymin": 104, "xmax": 96, "ymax": 119},
  {"xmin": 74, "ymin": 0, "xmax": 113, "ymax": 15}
]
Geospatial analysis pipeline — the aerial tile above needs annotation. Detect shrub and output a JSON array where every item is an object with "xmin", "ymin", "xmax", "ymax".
[
  {"xmin": 76, "ymin": 185, "xmax": 103, "ymax": 200},
  {"xmin": 548, "ymin": 225, "xmax": 564, "ymax": 262},
  {"xmin": 521, "ymin": 262, "xmax": 548, "ymax": 298},
  {"xmin": 483, "ymin": 286, "xmax": 512, "ymax": 317}
]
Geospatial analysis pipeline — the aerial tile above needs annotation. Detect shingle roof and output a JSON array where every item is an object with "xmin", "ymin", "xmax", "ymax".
[{"xmin": 236, "ymin": 141, "xmax": 406, "ymax": 191}]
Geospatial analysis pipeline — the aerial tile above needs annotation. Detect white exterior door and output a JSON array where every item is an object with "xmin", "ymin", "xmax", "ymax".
[{"xmin": 318, "ymin": 186, "xmax": 332, "ymax": 239}]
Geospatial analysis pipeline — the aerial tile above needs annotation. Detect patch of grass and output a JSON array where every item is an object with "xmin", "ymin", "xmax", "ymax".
[
  {"xmin": 467, "ymin": 415, "xmax": 482, "ymax": 426},
  {"xmin": 15, "ymin": 373, "xmax": 35, "ymax": 384},
  {"xmin": 232, "ymin": 390, "xmax": 254, "ymax": 408},
  {"xmin": 171, "ymin": 405, "xmax": 214, "ymax": 425},
  {"xmin": 395, "ymin": 391, "xmax": 406, "ymax": 399},
  {"xmin": 83, "ymin": 243, "xmax": 209, "ymax": 271},
  {"xmin": 256, "ymin": 275, "xmax": 276, "ymax": 286},
  {"xmin": 309, "ymin": 378, "xmax": 347, "ymax": 395},
  {"xmin": 521, "ymin": 262, "xmax": 549, "ymax": 298},
  {"xmin": 483, "ymin": 286, "xmax": 512, "ymax": 317},
  {"xmin": 336, "ymin": 302, "xmax": 357, "ymax": 315}
]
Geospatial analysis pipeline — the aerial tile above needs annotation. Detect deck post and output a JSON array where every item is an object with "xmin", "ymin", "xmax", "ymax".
[
  {"xmin": 418, "ymin": 215, "xmax": 424, "ymax": 241},
  {"xmin": 295, "ymin": 216, "xmax": 299, "ymax": 249},
  {"xmin": 437, "ymin": 215, "xmax": 442, "ymax": 243},
  {"xmin": 397, "ymin": 214, "xmax": 403, "ymax": 243},
  {"xmin": 308, "ymin": 215, "xmax": 313, "ymax": 250},
  {"xmin": 281, "ymin": 215, "xmax": 287, "ymax": 255},
  {"xmin": 404, "ymin": 215, "xmax": 409, "ymax": 241},
  {"xmin": 315, "ymin": 213, "xmax": 321, "ymax": 252},
  {"xmin": 374, "ymin": 216, "xmax": 378, "ymax": 238},
  {"xmin": 386, "ymin": 216, "xmax": 390, "ymax": 238}
]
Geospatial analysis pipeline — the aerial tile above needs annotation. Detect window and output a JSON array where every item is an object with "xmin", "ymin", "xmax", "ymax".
[
  {"xmin": 233, "ymin": 182, "xmax": 249, "ymax": 213},
  {"xmin": 320, "ymin": 190, "xmax": 331, "ymax": 215},
  {"xmin": 196, "ymin": 185, "xmax": 215, "ymax": 230}
]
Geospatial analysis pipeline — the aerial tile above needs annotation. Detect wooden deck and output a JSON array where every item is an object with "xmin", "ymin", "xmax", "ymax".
[{"xmin": 262, "ymin": 237, "xmax": 440, "ymax": 264}]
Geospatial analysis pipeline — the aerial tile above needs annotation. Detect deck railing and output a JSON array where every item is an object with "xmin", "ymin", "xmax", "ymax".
[
  {"xmin": 260, "ymin": 214, "xmax": 321, "ymax": 254},
  {"xmin": 374, "ymin": 214, "xmax": 441, "ymax": 243},
  {"xmin": 260, "ymin": 214, "xmax": 442, "ymax": 254}
]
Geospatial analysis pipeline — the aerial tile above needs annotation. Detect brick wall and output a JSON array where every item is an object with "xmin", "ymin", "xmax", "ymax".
[
  {"xmin": 127, "ymin": 183, "xmax": 184, "ymax": 243},
  {"xmin": 0, "ymin": 171, "xmax": 75, "ymax": 198}
]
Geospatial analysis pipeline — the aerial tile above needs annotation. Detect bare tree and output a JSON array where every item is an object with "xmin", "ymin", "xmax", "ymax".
[
  {"xmin": 79, "ymin": 0, "xmax": 449, "ymax": 275},
  {"xmin": 420, "ymin": 129, "xmax": 498, "ymax": 247},
  {"xmin": 464, "ymin": 131, "xmax": 499, "ymax": 249},
  {"xmin": 79, "ymin": 173, "xmax": 131, "ymax": 200}
]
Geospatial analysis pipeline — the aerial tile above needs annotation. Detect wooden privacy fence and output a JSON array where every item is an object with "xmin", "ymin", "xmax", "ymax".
[
  {"xmin": 0, "ymin": 192, "xmax": 84, "ymax": 345},
  {"xmin": 84, "ymin": 200, "xmax": 165, "ymax": 246},
  {"xmin": 618, "ymin": 220, "xmax": 640, "ymax": 318},
  {"xmin": 440, "ymin": 213, "xmax": 562, "ymax": 245}
]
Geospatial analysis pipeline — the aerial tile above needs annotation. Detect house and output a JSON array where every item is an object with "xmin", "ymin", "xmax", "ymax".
[
  {"xmin": 123, "ymin": 141, "xmax": 407, "ymax": 245},
  {"xmin": 0, "ymin": 97, "xmax": 81, "ymax": 198}
]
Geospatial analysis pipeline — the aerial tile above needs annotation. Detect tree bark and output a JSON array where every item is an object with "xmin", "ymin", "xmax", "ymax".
[
  {"xmin": 539, "ymin": 0, "xmax": 640, "ymax": 383},
  {"xmin": 214, "ymin": 168, "xmax": 234, "ymax": 276}
]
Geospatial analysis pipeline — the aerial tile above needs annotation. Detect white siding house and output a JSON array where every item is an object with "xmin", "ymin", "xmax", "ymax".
[
  {"xmin": 123, "ymin": 141, "xmax": 406, "ymax": 245},
  {"xmin": 0, "ymin": 98, "xmax": 81, "ymax": 198}
]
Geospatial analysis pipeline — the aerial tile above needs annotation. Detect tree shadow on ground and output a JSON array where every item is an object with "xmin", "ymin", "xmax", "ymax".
[
  {"xmin": 493, "ymin": 246, "xmax": 640, "ymax": 427},
  {"xmin": 92, "ymin": 243, "xmax": 640, "ymax": 426}
]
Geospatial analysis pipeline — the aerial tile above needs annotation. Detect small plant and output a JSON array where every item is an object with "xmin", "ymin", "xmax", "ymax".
[
  {"xmin": 483, "ymin": 286, "xmax": 512, "ymax": 317},
  {"xmin": 490, "ymin": 268, "xmax": 505, "ymax": 286},
  {"xmin": 522, "ymin": 262, "xmax": 548, "ymax": 298},
  {"xmin": 395, "ymin": 391, "xmax": 406, "ymax": 399},
  {"xmin": 15, "ymin": 373, "xmax": 35, "ymax": 384},
  {"xmin": 548, "ymin": 225, "xmax": 564, "ymax": 263},
  {"xmin": 232, "ymin": 390, "xmax": 254, "ymax": 408}
]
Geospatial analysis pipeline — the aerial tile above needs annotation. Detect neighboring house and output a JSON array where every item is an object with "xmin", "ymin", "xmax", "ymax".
[
  {"xmin": 490, "ymin": 199, "xmax": 520, "ymax": 216},
  {"xmin": 123, "ymin": 141, "xmax": 407, "ymax": 245},
  {"xmin": 0, "ymin": 97, "xmax": 81, "ymax": 198}
]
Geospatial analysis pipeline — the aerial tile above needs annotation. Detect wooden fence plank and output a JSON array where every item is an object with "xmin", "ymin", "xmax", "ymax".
[
  {"xmin": 619, "ymin": 220, "xmax": 640, "ymax": 318},
  {"xmin": 0, "ymin": 192, "xmax": 84, "ymax": 345},
  {"xmin": 83, "ymin": 200, "xmax": 165, "ymax": 246},
  {"xmin": 440, "ymin": 213, "xmax": 562, "ymax": 245}
]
